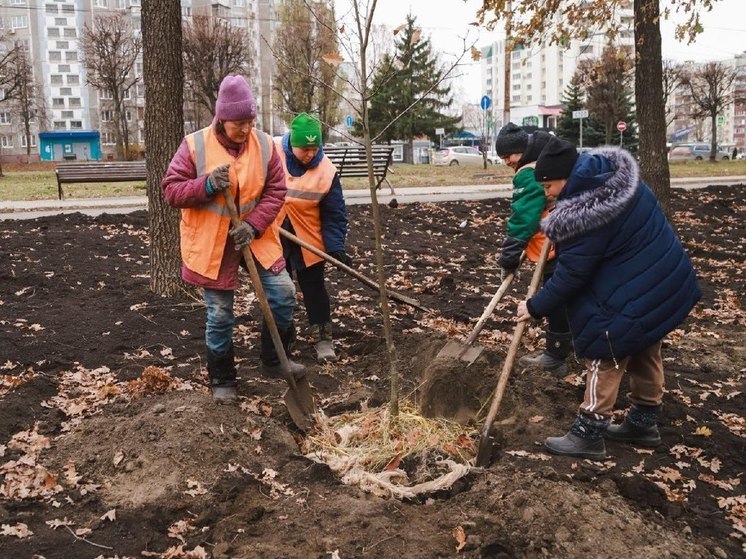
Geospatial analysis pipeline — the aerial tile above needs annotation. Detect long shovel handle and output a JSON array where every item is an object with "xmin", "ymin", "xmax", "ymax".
[
  {"xmin": 278, "ymin": 228, "xmax": 426, "ymax": 311},
  {"xmin": 463, "ymin": 252, "xmax": 526, "ymax": 348},
  {"xmin": 221, "ymin": 191, "xmax": 298, "ymax": 392},
  {"xmin": 476, "ymin": 240, "xmax": 551, "ymax": 465}
]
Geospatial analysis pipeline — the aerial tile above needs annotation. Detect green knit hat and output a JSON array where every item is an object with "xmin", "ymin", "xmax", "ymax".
[{"xmin": 289, "ymin": 113, "xmax": 322, "ymax": 147}]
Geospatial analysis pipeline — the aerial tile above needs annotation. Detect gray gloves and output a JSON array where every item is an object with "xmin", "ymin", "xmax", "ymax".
[
  {"xmin": 230, "ymin": 222, "xmax": 255, "ymax": 250},
  {"xmin": 208, "ymin": 164, "xmax": 231, "ymax": 194},
  {"xmin": 330, "ymin": 251, "xmax": 353, "ymax": 267}
]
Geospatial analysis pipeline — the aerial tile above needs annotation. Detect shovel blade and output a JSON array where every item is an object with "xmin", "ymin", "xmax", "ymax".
[
  {"xmin": 475, "ymin": 433, "xmax": 497, "ymax": 467},
  {"xmin": 283, "ymin": 376, "xmax": 315, "ymax": 432},
  {"xmin": 435, "ymin": 341, "xmax": 484, "ymax": 365}
]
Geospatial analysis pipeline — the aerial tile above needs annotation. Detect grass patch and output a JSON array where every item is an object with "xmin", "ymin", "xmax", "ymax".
[{"xmin": 0, "ymin": 159, "xmax": 744, "ymax": 202}]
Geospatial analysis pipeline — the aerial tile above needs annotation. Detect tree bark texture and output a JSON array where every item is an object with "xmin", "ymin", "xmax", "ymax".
[
  {"xmin": 142, "ymin": 0, "xmax": 188, "ymax": 297},
  {"xmin": 634, "ymin": 0, "xmax": 671, "ymax": 212}
]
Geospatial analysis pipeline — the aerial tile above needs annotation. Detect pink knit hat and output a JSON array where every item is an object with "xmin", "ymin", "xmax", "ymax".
[{"xmin": 215, "ymin": 75, "xmax": 257, "ymax": 121}]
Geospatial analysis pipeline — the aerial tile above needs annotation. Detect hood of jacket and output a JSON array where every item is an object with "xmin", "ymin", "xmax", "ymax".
[{"xmin": 542, "ymin": 146, "xmax": 639, "ymax": 243}]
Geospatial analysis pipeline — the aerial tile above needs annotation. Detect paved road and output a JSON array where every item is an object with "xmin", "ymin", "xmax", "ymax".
[{"xmin": 1, "ymin": 176, "xmax": 744, "ymax": 221}]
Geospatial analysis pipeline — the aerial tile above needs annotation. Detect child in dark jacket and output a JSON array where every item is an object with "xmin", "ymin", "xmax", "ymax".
[
  {"xmin": 495, "ymin": 123, "xmax": 572, "ymax": 374},
  {"xmin": 517, "ymin": 137, "xmax": 701, "ymax": 460}
]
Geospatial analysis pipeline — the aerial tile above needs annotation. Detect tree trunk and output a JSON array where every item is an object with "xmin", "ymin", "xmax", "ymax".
[
  {"xmin": 634, "ymin": 0, "xmax": 671, "ymax": 212},
  {"xmin": 142, "ymin": 0, "xmax": 189, "ymax": 298},
  {"xmin": 710, "ymin": 114, "xmax": 717, "ymax": 161}
]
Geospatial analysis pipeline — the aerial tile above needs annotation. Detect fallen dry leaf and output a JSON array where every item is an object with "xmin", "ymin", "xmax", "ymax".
[
  {"xmin": 1, "ymin": 523, "xmax": 33, "ymax": 538},
  {"xmin": 453, "ymin": 525, "xmax": 466, "ymax": 552}
]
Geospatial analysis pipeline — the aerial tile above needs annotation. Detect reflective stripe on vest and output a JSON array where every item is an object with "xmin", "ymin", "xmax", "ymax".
[
  {"xmin": 276, "ymin": 142, "xmax": 337, "ymax": 266},
  {"xmin": 181, "ymin": 127, "xmax": 282, "ymax": 278}
]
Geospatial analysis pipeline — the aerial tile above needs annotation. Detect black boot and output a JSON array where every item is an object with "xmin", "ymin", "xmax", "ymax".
[
  {"xmin": 519, "ymin": 330, "xmax": 572, "ymax": 375},
  {"xmin": 310, "ymin": 322, "xmax": 337, "ymax": 363},
  {"xmin": 206, "ymin": 345, "xmax": 237, "ymax": 403},
  {"xmin": 259, "ymin": 320, "xmax": 306, "ymax": 380},
  {"xmin": 606, "ymin": 404, "xmax": 661, "ymax": 447},
  {"xmin": 545, "ymin": 414, "xmax": 609, "ymax": 461}
]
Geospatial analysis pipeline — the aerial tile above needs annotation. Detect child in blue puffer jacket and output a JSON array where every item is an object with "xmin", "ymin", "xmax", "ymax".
[{"xmin": 517, "ymin": 137, "xmax": 701, "ymax": 461}]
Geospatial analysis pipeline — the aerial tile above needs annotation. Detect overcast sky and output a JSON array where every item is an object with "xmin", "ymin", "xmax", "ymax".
[{"xmin": 342, "ymin": 0, "xmax": 746, "ymax": 105}]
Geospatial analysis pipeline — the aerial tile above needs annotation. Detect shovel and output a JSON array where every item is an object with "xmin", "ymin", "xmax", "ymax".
[
  {"xmin": 222, "ymin": 190, "xmax": 315, "ymax": 432},
  {"xmin": 278, "ymin": 228, "xmax": 426, "ymax": 312},
  {"xmin": 434, "ymin": 253, "xmax": 526, "ymax": 366},
  {"xmin": 475, "ymin": 239, "xmax": 551, "ymax": 467}
]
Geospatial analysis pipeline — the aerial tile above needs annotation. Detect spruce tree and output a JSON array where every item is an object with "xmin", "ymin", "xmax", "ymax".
[
  {"xmin": 555, "ymin": 74, "xmax": 584, "ymax": 145},
  {"xmin": 365, "ymin": 14, "xmax": 460, "ymax": 143}
]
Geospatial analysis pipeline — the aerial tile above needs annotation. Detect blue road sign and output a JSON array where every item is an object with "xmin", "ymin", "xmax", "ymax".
[
  {"xmin": 345, "ymin": 115, "xmax": 353, "ymax": 127},
  {"xmin": 480, "ymin": 95, "xmax": 491, "ymax": 111}
]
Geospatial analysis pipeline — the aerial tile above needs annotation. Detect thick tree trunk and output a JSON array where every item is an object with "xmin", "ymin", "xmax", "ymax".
[
  {"xmin": 634, "ymin": 0, "xmax": 671, "ymax": 212},
  {"xmin": 142, "ymin": 0, "xmax": 189, "ymax": 298}
]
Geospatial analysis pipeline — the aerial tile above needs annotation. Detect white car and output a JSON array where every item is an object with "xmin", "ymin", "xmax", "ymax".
[{"xmin": 432, "ymin": 146, "xmax": 497, "ymax": 166}]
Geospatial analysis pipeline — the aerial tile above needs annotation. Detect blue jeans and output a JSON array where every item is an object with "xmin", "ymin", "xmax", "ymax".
[{"xmin": 204, "ymin": 266, "xmax": 295, "ymax": 355}]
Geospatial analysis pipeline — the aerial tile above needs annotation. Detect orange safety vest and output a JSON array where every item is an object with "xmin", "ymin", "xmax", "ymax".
[
  {"xmin": 275, "ymin": 141, "xmax": 338, "ymax": 266},
  {"xmin": 527, "ymin": 209, "xmax": 555, "ymax": 262},
  {"xmin": 182, "ymin": 126, "xmax": 282, "ymax": 279}
]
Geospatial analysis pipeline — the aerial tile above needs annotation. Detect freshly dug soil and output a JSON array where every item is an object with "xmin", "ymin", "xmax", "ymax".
[{"xmin": 0, "ymin": 184, "xmax": 744, "ymax": 558}]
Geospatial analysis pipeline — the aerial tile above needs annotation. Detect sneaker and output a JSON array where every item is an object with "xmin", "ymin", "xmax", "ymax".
[
  {"xmin": 211, "ymin": 384, "xmax": 237, "ymax": 403},
  {"xmin": 260, "ymin": 359, "xmax": 306, "ymax": 381},
  {"xmin": 314, "ymin": 340, "xmax": 338, "ymax": 363},
  {"xmin": 518, "ymin": 351, "xmax": 568, "ymax": 375}
]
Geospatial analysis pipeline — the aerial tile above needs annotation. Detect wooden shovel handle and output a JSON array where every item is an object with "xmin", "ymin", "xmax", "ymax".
[
  {"xmin": 221, "ymin": 190, "xmax": 297, "ymax": 391},
  {"xmin": 479, "ymin": 240, "xmax": 552, "ymax": 441}
]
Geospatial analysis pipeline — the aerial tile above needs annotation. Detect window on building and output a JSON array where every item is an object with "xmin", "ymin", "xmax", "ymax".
[
  {"xmin": 48, "ymin": 28, "xmax": 61, "ymax": 38},
  {"xmin": 0, "ymin": 88, "xmax": 5, "ymax": 101},
  {"xmin": 65, "ymin": 51, "xmax": 76, "ymax": 61},
  {"xmin": 512, "ymin": 73, "xmax": 520, "ymax": 81},
  {"xmin": 53, "ymin": 121, "xmax": 66, "ymax": 129},
  {"xmin": 11, "ymin": 15, "xmax": 28, "ymax": 29},
  {"xmin": 60, "ymin": 87, "xmax": 72, "ymax": 95},
  {"xmin": 512, "ymin": 84, "xmax": 521, "ymax": 91},
  {"xmin": 100, "ymin": 89, "xmax": 112, "ymax": 100},
  {"xmin": 101, "ymin": 109, "xmax": 113, "ymax": 122},
  {"xmin": 54, "ymin": 18, "xmax": 67, "ymax": 26},
  {"xmin": 56, "ymin": 40, "xmax": 69, "ymax": 49},
  {"xmin": 10, "ymin": 0, "xmax": 26, "ymax": 6},
  {"xmin": 526, "ymin": 84, "xmax": 532, "ymax": 90},
  {"xmin": 20, "ymin": 134, "xmax": 37, "ymax": 147},
  {"xmin": 49, "ymin": 50, "xmax": 61, "ymax": 61},
  {"xmin": 1, "ymin": 135, "xmax": 13, "ymax": 148},
  {"xmin": 102, "ymin": 131, "xmax": 115, "ymax": 144},
  {"xmin": 136, "ymin": 83, "xmax": 144, "ymax": 97},
  {"xmin": 66, "ymin": 74, "xmax": 79, "ymax": 85},
  {"xmin": 61, "ymin": 4, "xmax": 74, "ymax": 13},
  {"xmin": 512, "ymin": 95, "xmax": 521, "ymax": 102},
  {"xmin": 526, "ymin": 96, "xmax": 532, "ymax": 102},
  {"xmin": 0, "ymin": 111, "xmax": 12, "ymax": 124},
  {"xmin": 125, "ymin": 109, "xmax": 132, "ymax": 121},
  {"xmin": 46, "ymin": 4, "xmax": 59, "ymax": 13},
  {"xmin": 61, "ymin": 110, "xmax": 74, "ymax": 118},
  {"xmin": 69, "ymin": 97, "xmax": 81, "ymax": 107},
  {"xmin": 52, "ymin": 98, "xmax": 65, "ymax": 107},
  {"xmin": 51, "ymin": 74, "xmax": 63, "ymax": 85},
  {"xmin": 130, "ymin": 0, "xmax": 140, "ymax": 5},
  {"xmin": 63, "ymin": 27, "xmax": 76, "ymax": 38},
  {"xmin": 512, "ymin": 62, "xmax": 520, "ymax": 70},
  {"xmin": 70, "ymin": 120, "xmax": 82, "ymax": 129},
  {"xmin": 233, "ymin": 0, "xmax": 246, "ymax": 6},
  {"xmin": 58, "ymin": 64, "xmax": 70, "ymax": 72}
]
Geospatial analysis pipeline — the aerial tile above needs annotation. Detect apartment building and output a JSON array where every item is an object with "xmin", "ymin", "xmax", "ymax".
[
  {"xmin": 667, "ymin": 52, "xmax": 746, "ymax": 153},
  {"xmin": 480, "ymin": 5, "xmax": 634, "ymax": 133},
  {"xmin": 0, "ymin": 0, "xmax": 280, "ymax": 161}
]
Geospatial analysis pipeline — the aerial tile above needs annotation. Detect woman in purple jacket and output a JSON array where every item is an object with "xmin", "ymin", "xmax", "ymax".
[{"xmin": 162, "ymin": 75, "xmax": 304, "ymax": 403}]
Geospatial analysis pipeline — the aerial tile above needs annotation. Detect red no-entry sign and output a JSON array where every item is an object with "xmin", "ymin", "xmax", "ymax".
[{"xmin": 617, "ymin": 121, "xmax": 627, "ymax": 132}]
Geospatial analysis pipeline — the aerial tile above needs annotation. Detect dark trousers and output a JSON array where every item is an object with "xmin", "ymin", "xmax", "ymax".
[
  {"xmin": 543, "ymin": 265, "xmax": 570, "ymax": 336},
  {"xmin": 295, "ymin": 262, "xmax": 331, "ymax": 326}
]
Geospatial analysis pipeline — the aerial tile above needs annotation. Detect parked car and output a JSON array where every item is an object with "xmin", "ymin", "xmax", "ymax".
[
  {"xmin": 432, "ymin": 146, "xmax": 497, "ymax": 166},
  {"xmin": 668, "ymin": 143, "xmax": 731, "ymax": 161}
]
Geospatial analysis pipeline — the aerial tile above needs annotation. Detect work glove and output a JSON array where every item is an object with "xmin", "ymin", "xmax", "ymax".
[
  {"xmin": 207, "ymin": 163, "xmax": 231, "ymax": 194},
  {"xmin": 230, "ymin": 221, "xmax": 256, "ymax": 250},
  {"xmin": 330, "ymin": 250, "xmax": 353, "ymax": 267}
]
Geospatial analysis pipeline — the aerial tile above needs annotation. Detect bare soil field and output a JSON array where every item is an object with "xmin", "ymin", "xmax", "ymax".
[{"xmin": 0, "ymin": 184, "xmax": 744, "ymax": 558}]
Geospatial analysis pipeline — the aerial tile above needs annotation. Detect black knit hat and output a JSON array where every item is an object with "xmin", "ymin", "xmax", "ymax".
[
  {"xmin": 517, "ymin": 130, "xmax": 553, "ymax": 167},
  {"xmin": 535, "ymin": 136, "xmax": 579, "ymax": 181},
  {"xmin": 495, "ymin": 122, "xmax": 529, "ymax": 157}
]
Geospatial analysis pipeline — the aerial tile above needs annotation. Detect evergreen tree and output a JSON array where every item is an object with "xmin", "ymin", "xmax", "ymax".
[
  {"xmin": 363, "ymin": 14, "xmax": 460, "ymax": 143},
  {"xmin": 555, "ymin": 74, "xmax": 584, "ymax": 145}
]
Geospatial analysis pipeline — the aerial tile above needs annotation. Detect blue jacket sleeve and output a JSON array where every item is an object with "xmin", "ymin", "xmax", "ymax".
[
  {"xmin": 320, "ymin": 173, "xmax": 349, "ymax": 253},
  {"xmin": 529, "ymin": 232, "xmax": 609, "ymax": 318}
]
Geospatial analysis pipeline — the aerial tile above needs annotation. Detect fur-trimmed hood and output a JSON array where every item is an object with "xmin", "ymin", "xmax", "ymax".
[{"xmin": 542, "ymin": 147, "xmax": 640, "ymax": 243}]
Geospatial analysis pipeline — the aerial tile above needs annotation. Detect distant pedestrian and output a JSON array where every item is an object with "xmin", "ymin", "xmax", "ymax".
[
  {"xmin": 495, "ymin": 123, "xmax": 572, "ymax": 375},
  {"xmin": 733, "ymin": 147, "xmax": 738, "ymax": 160},
  {"xmin": 162, "ymin": 75, "xmax": 304, "ymax": 402},
  {"xmin": 517, "ymin": 138, "xmax": 701, "ymax": 460},
  {"xmin": 276, "ymin": 113, "xmax": 351, "ymax": 363}
]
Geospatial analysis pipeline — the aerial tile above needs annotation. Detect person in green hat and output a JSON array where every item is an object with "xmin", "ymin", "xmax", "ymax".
[{"xmin": 274, "ymin": 113, "xmax": 352, "ymax": 363}]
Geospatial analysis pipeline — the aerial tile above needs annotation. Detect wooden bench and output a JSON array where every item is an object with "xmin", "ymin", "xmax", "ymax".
[
  {"xmin": 324, "ymin": 145, "xmax": 395, "ymax": 195},
  {"xmin": 54, "ymin": 161, "xmax": 147, "ymax": 200}
]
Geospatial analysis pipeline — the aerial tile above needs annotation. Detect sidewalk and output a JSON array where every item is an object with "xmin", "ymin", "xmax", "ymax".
[{"xmin": 1, "ymin": 176, "xmax": 744, "ymax": 220}]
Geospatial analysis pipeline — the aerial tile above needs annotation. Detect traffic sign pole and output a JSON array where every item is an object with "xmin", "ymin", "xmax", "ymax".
[{"xmin": 579, "ymin": 117, "xmax": 584, "ymax": 149}]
